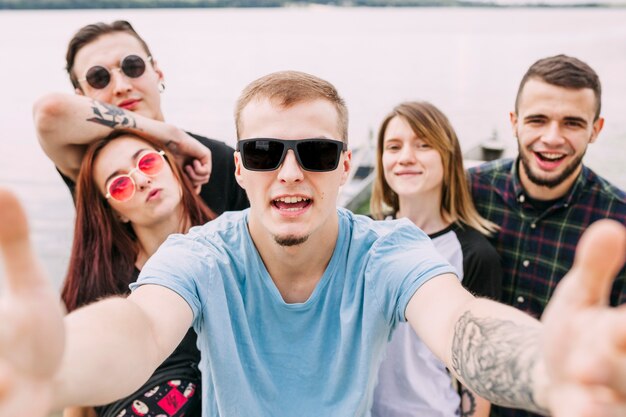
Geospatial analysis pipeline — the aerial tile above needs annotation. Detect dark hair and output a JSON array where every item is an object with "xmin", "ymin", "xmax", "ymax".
[
  {"xmin": 515, "ymin": 54, "xmax": 602, "ymax": 120},
  {"xmin": 62, "ymin": 131, "xmax": 215, "ymax": 312},
  {"xmin": 66, "ymin": 20, "xmax": 152, "ymax": 90},
  {"xmin": 370, "ymin": 101, "xmax": 497, "ymax": 236},
  {"xmin": 235, "ymin": 70, "xmax": 349, "ymax": 142}
]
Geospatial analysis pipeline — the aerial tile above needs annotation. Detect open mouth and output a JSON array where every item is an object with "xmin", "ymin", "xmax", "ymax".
[
  {"xmin": 272, "ymin": 196, "xmax": 312, "ymax": 212},
  {"xmin": 535, "ymin": 152, "xmax": 566, "ymax": 162}
]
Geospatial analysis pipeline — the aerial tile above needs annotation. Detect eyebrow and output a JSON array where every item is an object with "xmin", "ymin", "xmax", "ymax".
[{"xmin": 104, "ymin": 148, "xmax": 151, "ymax": 185}]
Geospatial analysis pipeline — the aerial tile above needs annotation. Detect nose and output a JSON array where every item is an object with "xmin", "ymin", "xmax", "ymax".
[
  {"xmin": 131, "ymin": 168, "xmax": 152, "ymax": 190},
  {"xmin": 276, "ymin": 150, "xmax": 304, "ymax": 183},
  {"xmin": 542, "ymin": 121, "xmax": 566, "ymax": 147},
  {"xmin": 398, "ymin": 144, "xmax": 416, "ymax": 164},
  {"xmin": 110, "ymin": 68, "xmax": 132, "ymax": 95}
]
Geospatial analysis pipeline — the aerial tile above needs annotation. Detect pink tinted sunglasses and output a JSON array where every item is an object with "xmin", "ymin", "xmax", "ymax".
[{"xmin": 105, "ymin": 150, "xmax": 166, "ymax": 202}]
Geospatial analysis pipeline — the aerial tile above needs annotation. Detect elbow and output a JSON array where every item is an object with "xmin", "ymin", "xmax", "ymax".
[{"xmin": 33, "ymin": 93, "xmax": 69, "ymax": 139}]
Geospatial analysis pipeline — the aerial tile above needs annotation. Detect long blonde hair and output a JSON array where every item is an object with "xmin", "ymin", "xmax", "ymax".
[{"xmin": 370, "ymin": 101, "xmax": 498, "ymax": 236}]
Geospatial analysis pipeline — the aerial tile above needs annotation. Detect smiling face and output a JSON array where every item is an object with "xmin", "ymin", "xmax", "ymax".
[
  {"xmin": 382, "ymin": 115, "xmax": 444, "ymax": 202},
  {"xmin": 72, "ymin": 32, "xmax": 164, "ymax": 120},
  {"xmin": 93, "ymin": 136, "xmax": 182, "ymax": 228},
  {"xmin": 512, "ymin": 78, "xmax": 603, "ymax": 199},
  {"xmin": 235, "ymin": 98, "xmax": 351, "ymax": 248}
]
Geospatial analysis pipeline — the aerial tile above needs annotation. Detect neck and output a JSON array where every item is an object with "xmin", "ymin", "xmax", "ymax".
[
  {"xmin": 396, "ymin": 190, "xmax": 450, "ymax": 235},
  {"xmin": 519, "ymin": 163, "xmax": 581, "ymax": 201},
  {"xmin": 133, "ymin": 207, "xmax": 187, "ymax": 269},
  {"xmin": 248, "ymin": 212, "xmax": 339, "ymax": 304}
]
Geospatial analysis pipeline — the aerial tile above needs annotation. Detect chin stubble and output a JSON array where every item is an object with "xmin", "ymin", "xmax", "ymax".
[
  {"xmin": 274, "ymin": 234, "xmax": 309, "ymax": 247},
  {"xmin": 518, "ymin": 143, "xmax": 586, "ymax": 189}
]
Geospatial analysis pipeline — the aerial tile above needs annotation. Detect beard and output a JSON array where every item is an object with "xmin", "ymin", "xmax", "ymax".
[
  {"xmin": 518, "ymin": 143, "xmax": 586, "ymax": 189},
  {"xmin": 274, "ymin": 234, "xmax": 309, "ymax": 247}
]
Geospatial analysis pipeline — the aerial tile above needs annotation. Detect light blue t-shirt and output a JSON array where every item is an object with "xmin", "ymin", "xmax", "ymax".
[{"xmin": 133, "ymin": 208, "xmax": 456, "ymax": 417}]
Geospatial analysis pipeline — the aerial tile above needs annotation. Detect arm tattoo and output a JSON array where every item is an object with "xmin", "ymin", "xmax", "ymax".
[
  {"xmin": 451, "ymin": 311, "xmax": 547, "ymax": 414},
  {"xmin": 459, "ymin": 386, "xmax": 476, "ymax": 417},
  {"xmin": 86, "ymin": 100, "xmax": 137, "ymax": 129}
]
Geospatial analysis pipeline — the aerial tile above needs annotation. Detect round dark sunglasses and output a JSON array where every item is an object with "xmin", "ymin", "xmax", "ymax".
[
  {"xmin": 79, "ymin": 55, "xmax": 152, "ymax": 90},
  {"xmin": 236, "ymin": 138, "xmax": 347, "ymax": 172}
]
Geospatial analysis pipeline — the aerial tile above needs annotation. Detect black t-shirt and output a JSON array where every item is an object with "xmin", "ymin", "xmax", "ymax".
[
  {"xmin": 58, "ymin": 132, "xmax": 249, "ymax": 214},
  {"xmin": 95, "ymin": 269, "xmax": 201, "ymax": 417}
]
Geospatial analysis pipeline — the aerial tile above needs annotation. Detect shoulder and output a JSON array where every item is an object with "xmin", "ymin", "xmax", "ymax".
[
  {"xmin": 339, "ymin": 208, "xmax": 429, "ymax": 249},
  {"xmin": 449, "ymin": 223, "xmax": 501, "ymax": 272},
  {"xmin": 582, "ymin": 167, "xmax": 626, "ymax": 208},
  {"xmin": 467, "ymin": 158, "xmax": 514, "ymax": 182},
  {"xmin": 186, "ymin": 131, "xmax": 236, "ymax": 156},
  {"xmin": 185, "ymin": 210, "xmax": 248, "ymax": 248}
]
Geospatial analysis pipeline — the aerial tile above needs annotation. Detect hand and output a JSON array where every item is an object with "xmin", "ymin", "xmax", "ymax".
[
  {"xmin": 541, "ymin": 219, "xmax": 626, "ymax": 417},
  {"xmin": 165, "ymin": 130, "xmax": 212, "ymax": 193},
  {"xmin": 0, "ymin": 188, "xmax": 65, "ymax": 417}
]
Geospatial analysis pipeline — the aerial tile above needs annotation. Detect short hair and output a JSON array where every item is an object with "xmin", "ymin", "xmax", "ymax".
[
  {"xmin": 370, "ymin": 101, "xmax": 498, "ymax": 236},
  {"xmin": 66, "ymin": 20, "xmax": 153, "ymax": 90},
  {"xmin": 234, "ymin": 71, "xmax": 349, "ymax": 142},
  {"xmin": 515, "ymin": 54, "xmax": 602, "ymax": 120}
]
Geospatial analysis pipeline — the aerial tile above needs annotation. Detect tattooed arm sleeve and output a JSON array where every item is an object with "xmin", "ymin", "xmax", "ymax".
[
  {"xmin": 451, "ymin": 311, "xmax": 547, "ymax": 415},
  {"xmin": 405, "ymin": 275, "xmax": 549, "ymax": 415}
]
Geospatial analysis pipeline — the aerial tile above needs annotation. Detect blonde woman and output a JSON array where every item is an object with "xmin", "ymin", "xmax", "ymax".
[{"xmin": 370, "ymin": 101, "xmax": 502, "ymax": 417}]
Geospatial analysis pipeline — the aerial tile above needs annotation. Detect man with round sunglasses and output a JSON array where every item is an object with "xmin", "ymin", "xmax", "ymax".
[
  {"xmin": 2, "ymin": 71, "xmax": 626, "ymax": 417},
  {"xmin": 33, "ymin": 20, "xmax": 248, "ymax": 215}
]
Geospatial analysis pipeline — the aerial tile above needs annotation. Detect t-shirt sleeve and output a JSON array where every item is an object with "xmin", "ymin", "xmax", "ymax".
[
  {"xmin": 130, "ymin": 234, "xmax": 212, "ymax": 326},
  {"xmin": 458, "ymin": 229, "xmax": 503, "ymax": 300},
  {"xmin": 366, "ymin": 221, "xmax": 457, "ymax": 327}
]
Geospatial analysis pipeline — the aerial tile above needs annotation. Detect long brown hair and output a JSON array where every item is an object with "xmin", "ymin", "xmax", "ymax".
[
  {"xmin": 370, "ymin": 101, "xmax": 498, "ymax": 236},
  {"xmin": 62, "ymin": 132, "xmax": 215, "ymax": 312}
]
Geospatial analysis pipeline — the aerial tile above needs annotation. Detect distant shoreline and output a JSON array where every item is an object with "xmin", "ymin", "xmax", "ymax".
[{"xmin": 1, "ymin": 1, "xmax": 624, "ymax": 11}]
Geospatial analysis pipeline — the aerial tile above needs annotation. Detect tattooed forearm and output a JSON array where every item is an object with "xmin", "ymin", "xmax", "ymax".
[
  {"xmin": 451, "ymin": 311, "xmax": 547, "ymax": 415},
  {"xmin": 86, "ymin": 100, "xmax": 138, "ymax": 129}
]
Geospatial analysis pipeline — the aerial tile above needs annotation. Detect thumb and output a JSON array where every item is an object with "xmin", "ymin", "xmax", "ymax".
[
  {"xmin": 0, "ymin": 188, "xmax": 44, "ymax": 293},
  {"xmin": 563, "ymin": 219, "xmax": 626, "ymax": 307}
]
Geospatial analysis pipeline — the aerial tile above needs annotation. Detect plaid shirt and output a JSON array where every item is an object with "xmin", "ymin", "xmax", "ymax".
[{"xmin": 468, "ymin": 159, "xmax": 626, "ymax": 417}]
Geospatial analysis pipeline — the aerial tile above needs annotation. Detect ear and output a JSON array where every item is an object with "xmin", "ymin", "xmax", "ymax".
[
  {"xmin": 234, "ymin": 151, "xmax": 246, "ymax": 189},
  {"xmin": 589, "ymin": 117, "xmax": 604, "ymax": 144},
  {"xmin": 151, "ymin": 59, "xmax": 165, "ymax": 83},
  {"xmin": 338, "ymin": 149, "xmax": 352, "ymax": 187},
  {"xmin": 509, "ymin": 111, "xmax": 518, "ymax": 134},
  {"xmin": 75, "ymin": 87, "xmax": 84, "ymax": 96}
]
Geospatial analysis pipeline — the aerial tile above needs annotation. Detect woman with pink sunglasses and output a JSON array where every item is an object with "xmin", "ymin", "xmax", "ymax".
[{"xmin": 61, "ymin": 131, "xmax": 214, "ymax": 417}]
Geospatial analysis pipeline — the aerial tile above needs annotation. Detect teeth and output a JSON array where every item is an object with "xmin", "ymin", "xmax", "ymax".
[
  {"xmin": 275, "ymin": 196, "xmax": 308, "ymax": 204},
  {"xmin": 539, "ymin": 152, "xmax": 563, "ymax": 160}
]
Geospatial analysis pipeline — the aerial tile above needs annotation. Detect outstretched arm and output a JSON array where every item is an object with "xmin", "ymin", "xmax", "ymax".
[
  {"xmin": 33, "ymin": 93, "xmax": 211, "ymax": 189},
  {"xmin": 0, "ymin": 188, "xmax": 193, "ymax": 416},
  {"xmin": 407, "ymin": 219, "xmax": 626, "ymax": 416}
]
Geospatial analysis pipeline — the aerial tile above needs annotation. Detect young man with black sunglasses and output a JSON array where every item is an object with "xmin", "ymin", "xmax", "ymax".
[
  {"xmin": 33, "ymin": 20, "xmax": 248, "ymax": 215},
  {"xmin": 2, "ymin": 71, "xmax": 626, "ymax": 417}
]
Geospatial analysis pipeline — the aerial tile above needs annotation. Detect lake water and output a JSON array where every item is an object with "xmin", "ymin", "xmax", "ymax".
[{"xmin": 0, "ymin": 6, "xmax": 625, "ymax": 289}]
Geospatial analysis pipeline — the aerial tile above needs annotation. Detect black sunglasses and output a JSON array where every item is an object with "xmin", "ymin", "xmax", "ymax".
[
  {"xmin": 237, "ymin": 138, "xmax": 347, "ymax": 172},
  {"xmin": 79, "ymin": 55, "xmax": 152, "ymax": 89}
]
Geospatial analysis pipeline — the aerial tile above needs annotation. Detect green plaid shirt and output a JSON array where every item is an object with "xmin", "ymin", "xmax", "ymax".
[
  {"xmin": 469, "ymin": 158, "xmax": 626, "ymax": 317},
  {"xmin": 468, "ymin": 159, "xmax": 626, "ymax": 417}
]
